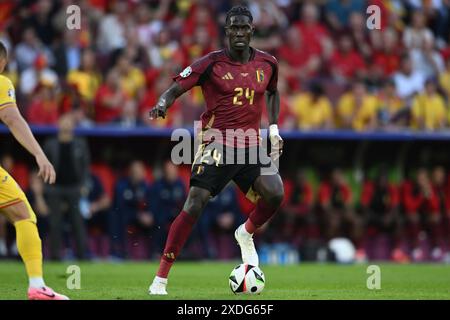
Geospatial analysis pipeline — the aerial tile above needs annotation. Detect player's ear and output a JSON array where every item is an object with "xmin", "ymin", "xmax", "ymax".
[{"xmin": 225, "ymin": 25, "xmax": 231, "ymax": 36}]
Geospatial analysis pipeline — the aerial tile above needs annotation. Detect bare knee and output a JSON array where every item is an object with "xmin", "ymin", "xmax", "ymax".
[
  {"xmin": 183, "ymin": 187, "xmax": 211, "ymax": 220},
  {"xmin": 262, "ymin": 182, "xmax": 284, "ymax": 208},
  {"xmin": 0, "ymin": 201, "xmax": 31, "ymax": 223},
  {"xmin": 254, "ymin": 175, "xmax": 284, "ymax": 208},
  {"xmin": 266, "ymin": 188, "xmax": 284, "ymax": 208}
]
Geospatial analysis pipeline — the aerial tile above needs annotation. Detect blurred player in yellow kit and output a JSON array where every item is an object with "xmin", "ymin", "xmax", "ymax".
[{"xmin": 0, "ymin": 42, "xmax": 68, "ymax": 300}]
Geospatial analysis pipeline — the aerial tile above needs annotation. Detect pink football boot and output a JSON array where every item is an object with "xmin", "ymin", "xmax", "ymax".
[{"xmin": 28, "ymin": 286, "xmax": 69, "ymax": 300}]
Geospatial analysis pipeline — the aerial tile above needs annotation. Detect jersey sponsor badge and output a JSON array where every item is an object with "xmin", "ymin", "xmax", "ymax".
[
  {"xmin": 180, "ymin": 66, "xmax": 192, "ymax": 78},
  {"xmin": 7, "ymin": 88, "xmax": 15, "ymax": 99}
]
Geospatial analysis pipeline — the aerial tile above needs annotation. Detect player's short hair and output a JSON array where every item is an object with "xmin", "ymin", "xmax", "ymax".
[
  {"xmin": 225, "ymin": 5, "xmax": 253, "ymax": 25},
  {"xmin": 0, "ymin": 41, "xmax": 7, "ymax": 59}
]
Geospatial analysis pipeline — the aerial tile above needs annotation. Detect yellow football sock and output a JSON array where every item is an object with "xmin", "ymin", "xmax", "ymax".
[{"xmin": 14, "ymin": 219, "xmax": 43, "ymax": 278}]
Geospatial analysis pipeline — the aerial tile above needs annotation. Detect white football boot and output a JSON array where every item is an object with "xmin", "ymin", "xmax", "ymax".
[
  {"xmin": 234, "ymin": 224, "xmax": 259, "ymax": 266},
  {"xmin": 149, "ymin": 276, "xmax": 168, "ymax": 295}
]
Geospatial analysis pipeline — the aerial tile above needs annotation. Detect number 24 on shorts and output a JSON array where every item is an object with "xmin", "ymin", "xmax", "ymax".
[{"xmin": 200, "ymin": 148, "xmax": 222, "ymax": 166}]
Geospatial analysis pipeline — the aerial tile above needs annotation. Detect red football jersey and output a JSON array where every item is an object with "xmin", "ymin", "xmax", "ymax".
[{"xmin": 173, "ymin": 47, "xmax": 278, "ymax": 147}]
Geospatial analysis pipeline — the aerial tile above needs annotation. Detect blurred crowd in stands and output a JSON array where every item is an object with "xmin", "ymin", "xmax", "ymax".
[
  {"xmin": 1, "ymin": 0, "xmax": 450, "ymax": 264},
  {"xmin": 1, "ymin": 137, "xmax": 449, "ymax": 263},
  {"xmin": 1, "ymin": 0, "xmax": 450, "ymax": 131}
]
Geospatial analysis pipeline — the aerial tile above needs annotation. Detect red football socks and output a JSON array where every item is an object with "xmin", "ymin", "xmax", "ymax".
[
  {"xmin": 244, "ymin": 219, "xmax": 257, "ymax": 234},
  {"xmin": 156, "ymin": 211, "xmax": 196, "ymax": 278},
  {"xmin": 247, "ymin": 198, "xmax": 279, "ymax": 231}
]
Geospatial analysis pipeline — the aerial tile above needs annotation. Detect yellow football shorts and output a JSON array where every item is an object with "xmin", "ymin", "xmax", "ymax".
[{"xmin": 0, "ymin": 166, "xmax": 37, "ymax": 223}]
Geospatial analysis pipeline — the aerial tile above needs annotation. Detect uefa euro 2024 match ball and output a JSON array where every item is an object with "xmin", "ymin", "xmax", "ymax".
[{"xmin": 229, "ymin": 263, "xmax": 265, "ymax": 294}]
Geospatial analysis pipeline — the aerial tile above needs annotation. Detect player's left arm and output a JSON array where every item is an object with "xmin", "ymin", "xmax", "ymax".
[
  {"xmin": 265, "ymin": 57, "xmax": 283, "ymax": 160},
  {"xmin": 0, "ymin": 106, "xmax": 55, "ymax": 184},
  {"xmin": 266, "ymin": 89, "xmax": 283, "ymax": 159}
]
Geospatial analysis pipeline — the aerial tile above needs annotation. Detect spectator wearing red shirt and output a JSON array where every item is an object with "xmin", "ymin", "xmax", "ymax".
[
  {"xmin": 181, "ymin": 4, "xmax": 218, "ymax": 48},
  {"xmin": 139, "ymin": 71, "xmax": 182, "ymax": 127},
  {"xmin": 249, "ymin": 5, "xmax": 284, "ymax": 54},
  {"xmin": 277, "ymin": 26, "xmax": 321, "ymax": 90},
  {"xmin": 181, "ymin": 26, "xmax": 217, "ymax": 68},
  {"xmin": 266, "ymin": 170, "xmax": 314, "ymax": 246},
  {"xmin": 27, "ymin": 81, "xmax": 59, "ymax": 125},
  {"xmin": 94, "ymin": 69, "xmax": 128, "ymax": 124},
  {"xmin": 293, "ymin": 3, "xmax": 332, "ymax": 58},
  {"xmin": 361, "ymin": 170, "xmax": 400, "ymax": 233},
  {"xmin": 401, "ymin": 168, "xmax": 440, "ymax": 261},
  {"xmin": 59, "ymin": 83, "xmax": 93, "ymax": 127},
  {"xmin": 360, "ymin": 169, "xmax": 402, "ymax": 260},
  {"xmin": 346, "ymin": 12, "xmax": 372, "ymax": 60},
  {"xmin": 317, "ymin": 169, "xmax": 363, "ymax": 248},
  {"xmin": 430, "ymin": 166, "xmax": 450, "ymax": 260},
  {"xmin": 261, "ymin": 76, "xmax": 296, "ymax": 130},
  {"xmin": 329, "ymin": 35, "xmax": 366, "ymax": 82},
  {"xmin": 372, "ymin": 28, "xmax": 402, "ymax": 77}
]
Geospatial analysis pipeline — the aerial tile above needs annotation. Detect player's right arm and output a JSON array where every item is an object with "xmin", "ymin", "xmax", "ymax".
[
  {"xmin": 0, "ymin": 106, "xmax": 56, "ymax": 184},
  {"xmin": 149, "ymin": 54, "xmax": 214, "ymax": 120},
  {"xmin": 0, "ymin": 76, "xmax": 55, "ymax": 183},
  {"xmin": 149, "ymin": 82, "xmax": 186, "ymax": 120}
]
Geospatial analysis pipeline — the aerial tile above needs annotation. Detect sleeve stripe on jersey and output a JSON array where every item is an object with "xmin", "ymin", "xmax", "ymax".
[
  {"xmin": 197, "ymin": 61, "xmax": 216, "ymax": 86},
  {"xmin": 266, "ymin": 60, "xmax": 277, "ymax": 92}
]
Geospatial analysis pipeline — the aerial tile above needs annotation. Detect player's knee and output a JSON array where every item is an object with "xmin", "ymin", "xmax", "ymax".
[
  {"xmin": 14, "ymin": 212, "xmax": 31, "ymax": 222},
  {"xmin": 184, "ymin": 188, "xmax": 210, "ymax": 219},
  {"xmin": 2, "ymin": 201, "xmax": 31, "ymax": 222},
  {"xmin": 265, "ymin": 187, "xmax": 284, "ymax": 208}
]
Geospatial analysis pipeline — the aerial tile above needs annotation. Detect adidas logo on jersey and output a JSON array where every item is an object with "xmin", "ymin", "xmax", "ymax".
[{"xmin": 222, "ymin": 72, "xmax": 234, "ymax": 80}]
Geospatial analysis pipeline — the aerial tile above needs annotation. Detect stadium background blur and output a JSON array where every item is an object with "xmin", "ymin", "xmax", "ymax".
[{"xmin": 0, "ymin": 0, "xmax": 450, "ymax": 264}]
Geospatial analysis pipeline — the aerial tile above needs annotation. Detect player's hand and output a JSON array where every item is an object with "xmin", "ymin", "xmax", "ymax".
[
  {"xmin": 149, "ymin": 98, "xmax": 167, "ymax": 120},
  {"xmin": 269, "ymin": 124, "xmax": 283, "ymax": 161},
  {"xmin": 35, "ymin": 153, "xmax": 56, "ymax": 184}
]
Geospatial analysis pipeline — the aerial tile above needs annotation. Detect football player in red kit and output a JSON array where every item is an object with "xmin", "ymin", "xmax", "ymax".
[{"xmin": 148, "ymin": 6, "xmax": 284, "ymax": 294}]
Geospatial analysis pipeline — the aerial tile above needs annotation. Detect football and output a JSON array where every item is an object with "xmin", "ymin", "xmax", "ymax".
[{"xmin": 229, "ymin": 264, "xmax": 265, "ymax": 294}]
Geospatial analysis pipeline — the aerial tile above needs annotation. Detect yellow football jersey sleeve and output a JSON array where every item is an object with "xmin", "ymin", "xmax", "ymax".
[{"xmin": 0, "ymin": 75, "xmax": 16, "ymax": 110}]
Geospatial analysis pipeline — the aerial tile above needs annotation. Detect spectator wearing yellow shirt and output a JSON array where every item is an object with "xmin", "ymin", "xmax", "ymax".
[
  {"xmin": 67, "ymin": 49, "xmax": 101, "ymax": 102},
  {"xmin": 337, "ymin": 81, "xmax": 379, "ymax": 131},
  {"xmin": 115, "ymin": 53, "xmax": 145, "ymax": 100},
  {"xmin": 377, "ymin": 79, "xmax": 405, "ymax": 127},
  {"xmin": 290, "ymin": 82, "xmax": 333, "ymax": 130},
  {"xmin": 411, "ymin": 79, "xmax": 447, "ymax": 131}
]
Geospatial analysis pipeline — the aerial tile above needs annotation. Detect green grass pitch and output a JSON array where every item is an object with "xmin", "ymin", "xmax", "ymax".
[{"xmin": 0, "ymin": 261, "xmax": 449, "ymax": 300}]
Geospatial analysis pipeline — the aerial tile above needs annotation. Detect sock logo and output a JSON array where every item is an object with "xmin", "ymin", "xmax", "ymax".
[{"xmin": 164, "ymin": 252, "xmax": 175, "ymax": 260}]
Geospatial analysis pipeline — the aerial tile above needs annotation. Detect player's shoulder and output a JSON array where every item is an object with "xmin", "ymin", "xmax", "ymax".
[
  {"xmin": 197, "ymin": 49, "xmax": 227, "ymax": 64},
  {"xmin": 0, "ymin": 74, "xmax": 13, "ymax": 87},
  {"xmin": 185, "ymin": 50, "xmax": 224, "ymax": 78},
  {"xmin": 253, "ymin": 48, "xmax": 278, "ymax": 65}
]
